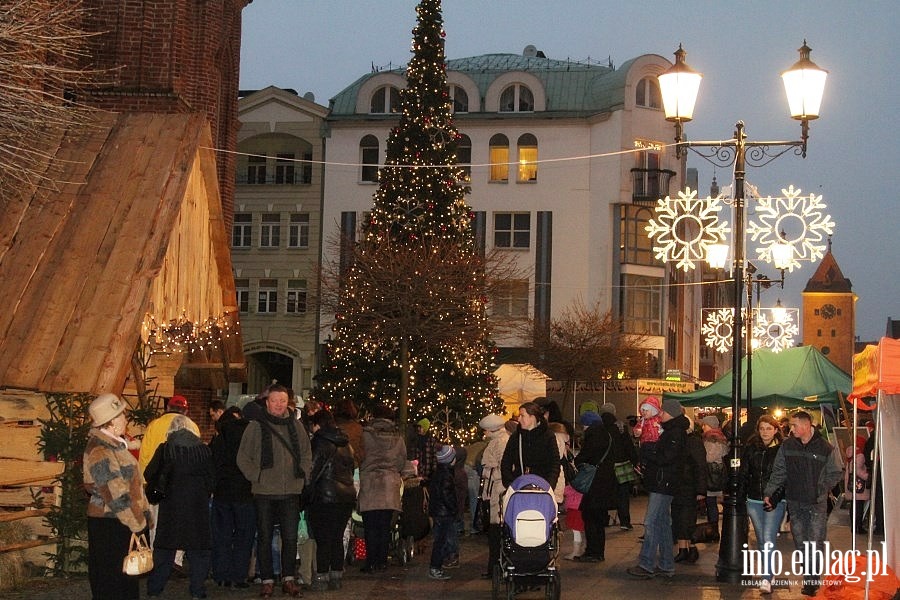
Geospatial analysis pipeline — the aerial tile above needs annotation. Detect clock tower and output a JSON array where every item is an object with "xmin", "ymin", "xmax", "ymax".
[{"xmin": 802, "ymin": 242, "xmax": 856, "ymax": 373}]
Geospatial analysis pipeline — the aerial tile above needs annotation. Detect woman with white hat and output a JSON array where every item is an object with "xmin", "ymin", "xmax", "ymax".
[
  {"xmin": 83, "ymin": 393, "xmax": 153, "ymax": 600},
  {"xmin": 477, "ymin": 412, "xmax": 511, "ymax": 579}
]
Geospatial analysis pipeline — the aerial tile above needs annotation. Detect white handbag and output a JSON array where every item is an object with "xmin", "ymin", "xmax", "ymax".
[{"xmin": 122, "ymin": 532, "xmax": 153, "ymax": 575}]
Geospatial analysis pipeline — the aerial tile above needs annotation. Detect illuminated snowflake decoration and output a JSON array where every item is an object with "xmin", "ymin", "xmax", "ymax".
[
  {"xmin": 645, "ymin": 188, "xmax": 731, "ymax": 271},
  {"xmin": 702, "ymin": 308, "xmax": 737, "ymax": 354},
  {"xmin": 752, "ymin": 307, "xmax": 800, "ymax": 353},
  {"xmin": 747, "ymin": 185, "xmax": 835, "ymax": 272}
]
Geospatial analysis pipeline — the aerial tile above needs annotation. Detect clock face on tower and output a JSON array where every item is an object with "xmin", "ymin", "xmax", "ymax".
[{"xmin": 821, "ymin": 303, "xmax": 837, "ymax": 319}]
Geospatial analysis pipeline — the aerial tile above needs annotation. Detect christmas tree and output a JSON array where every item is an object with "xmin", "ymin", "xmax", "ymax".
[{"xmin": 316, "ymin": 0, "xmax": 501, "ymax": 442}]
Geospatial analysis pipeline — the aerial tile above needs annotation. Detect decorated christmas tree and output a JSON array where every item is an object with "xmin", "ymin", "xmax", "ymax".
[{"xmin": 316, "ymin": 0, "xmax": 502, "ymax": 442}]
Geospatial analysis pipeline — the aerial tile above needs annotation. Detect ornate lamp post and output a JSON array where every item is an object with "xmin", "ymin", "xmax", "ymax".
[{"xmin": 656, "ymin": 41, "xmax": 827, "ymax": 583}]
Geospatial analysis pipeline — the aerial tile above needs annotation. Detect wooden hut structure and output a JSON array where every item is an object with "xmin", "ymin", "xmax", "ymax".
[{"xmin": 0, "ymin": 110, "xmax": 243, "ymax": 575}]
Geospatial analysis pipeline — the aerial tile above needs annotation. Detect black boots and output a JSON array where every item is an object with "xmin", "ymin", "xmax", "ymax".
[{"xmin": 674, "ymin": 546, "xmax": 700, "ymax": 563}]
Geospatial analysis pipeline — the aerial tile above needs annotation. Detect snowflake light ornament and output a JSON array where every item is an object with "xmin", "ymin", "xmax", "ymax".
[
  {"xmin": 702, "ymin": 308, "xmax": 738, "ymax": 354},
  {"xmin": 747, "ymin": 185, "xmax": 835, "ymax": 272},
  {"xmin": 752, "ymin": 307, "xmax": 799, "ymax": 352},
  {"xmin": 645, "ymin": 188, "xmax": 731, "ymax": 271}
]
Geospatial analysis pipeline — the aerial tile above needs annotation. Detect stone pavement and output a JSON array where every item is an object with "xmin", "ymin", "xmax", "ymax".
[{"xmin": 5, "ymin": 495, "xmax": 874, "ymax": 600}]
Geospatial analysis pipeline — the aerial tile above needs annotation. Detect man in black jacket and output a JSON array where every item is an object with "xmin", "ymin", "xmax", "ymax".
[
  {"xmin": 209, "ymin": 407, "xmax": 255, "ymax": 589},
  {"xmin": 764, "ymin": 411, "xmax": 842, "ymax": 597},
  {"xmin": 627, "ymin": 397, "xmax": 688, "ymax": 579}
]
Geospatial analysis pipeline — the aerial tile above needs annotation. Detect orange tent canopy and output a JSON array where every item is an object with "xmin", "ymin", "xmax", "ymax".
[{"xmin": 849, "ymin": 337, "xmax": 900, "ymax": 407}]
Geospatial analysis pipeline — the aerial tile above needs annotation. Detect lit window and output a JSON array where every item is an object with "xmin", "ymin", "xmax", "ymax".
[
  {"xmin": 517, "ymin": 133, "xmax": 537, "ymax": 182},
  {"xmin": 275, "ymin": 153, "xmax": 295, "ymax": 184},
  {"xmin": 457, "ymin": 134, "xmax": 472, "ymax": 182},
  {"xmin": 289, "ymin": 213, "xmax": 310, "ymax": 249},
  {"xmin": 257, "ymin": 279, "xmax": 278, "ymax": 314},
  {"xmin": 232, "ymin": 213, "xmax": 252, "ymax": 248},
  {"xmin": 370, "ymin": 86, "xmax": 401, "ymax": 113},
  {"xmin": 494, "ymin": 212, "xmax": 530, "ymax": 249},
  {"xmin": 620, "ymin": 274, "xmax": 662, "ymax": 335},
  {"xmin": 489, "ymin": 134, "xmax": 509, "ymax": 182},
  {"xmin": 492, "ymin": 280, "xmax": 529, "ymax": 317},
  {"xmin": 636, "ymin": 77, "xmax": 662, "ymax": 109},
  {"xmin": 247, "ymin": 154, "xmax": 266, "ymax": 184},
  {"xmin": 260, "ymin": 213, "xmax": 280, "ymax": 248},
  {"xmin": 499, "ymin": 84, "xmax": 534, "ymax": 112},
  {"xmin": 286, "ymin": 280, "xmax": 307, "ymax": 314},
  {"xmin": 450, "ymin": 85, "xmax": 468, "ymax": 113},
  {"xmin": 360, "ymin": 135, "xmax": 379, "ymax": 182},
  {"xmin": 235, "ymin": 279, "xmax": 249, "ymax": 313}
]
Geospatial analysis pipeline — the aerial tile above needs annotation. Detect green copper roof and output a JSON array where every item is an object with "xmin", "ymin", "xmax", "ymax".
[{"xmin": 329, "ymin": 53, "xmax": 639, "ymax": 117}]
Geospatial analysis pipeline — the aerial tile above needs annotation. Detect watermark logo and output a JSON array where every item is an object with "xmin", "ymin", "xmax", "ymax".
[{"xmin": 742, "ymin": 541, "xmax": 889, "ymax": 584}]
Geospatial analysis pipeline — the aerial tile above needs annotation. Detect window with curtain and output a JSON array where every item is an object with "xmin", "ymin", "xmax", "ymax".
[
  {"xmin": 450, "ymin": 85, "xmax": 468, "ymax": 112},
  {"xmin": 489, "ymin": 133, "xmax": 509, "ymax": 182},
  {"xmin": 492, "ymin": 280, "xmax": 529, "ymax": 317},
  {"xmin": 370, "ymin": 86, "xmax": 401, "ymax": 113},
  {"xmin": 499, "ymin": 84, "xmax": 534, "ymax": 112}
]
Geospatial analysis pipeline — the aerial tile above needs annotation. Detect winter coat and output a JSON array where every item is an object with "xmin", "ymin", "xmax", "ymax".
[
  {"xmin": 702, "ymin": 427, "xmax": 730, "ymax": 494},
  {"xmin": 138, "ymin": 412, "xmax": 200, "ymax": 476},
  {"xmin": 673, "ymin": 430, "xmax": 707, "ymax": 504},
  {"xmin": 428, "ymin": 463, "xmax": 458, "ymax": 519},
  {"xmin": 236, "ymin": 410, "xmax": 312, "ymax": 496},
  {"xmin": 307, "ymin": 425, "xmax": 357, "ymax": 506},
  {"xmin": 643, "ymin": 413, "xmax": 689, "ymax": 496},
  {"xmin": 501, "ymin": 421, "xmax": 560, "ymax": 489},
  {"xmin": 145, "ymin": 429, "xmax": 214, "ymax": 550},
  {"xmin": 83, "ymin": 429, "xmax": 152, "ymax": 532},
  {"xmin": 480, "ymin": 428, "xmax": 510, "ymax": 525},
  {"xmin": 739, "ymin": 437, "xmax": 781, "ymax": 502},
  {"xmin": 575, "ymin": 423, "xmax": 618, "ymax": 511},
  {"xmin": 209, "ymin": 411, "xmax": 253, "ymax": 503},
  {"xmin": 765, "ymin": 430, "xmax": 843, "ymax": 507},
  {"xmin": 358, "ymin": 418, "xmax": 407, "ymax": 512},
  {"xmin": 335, "ymin": 416, "xmax": 365, "ymax": 466}
]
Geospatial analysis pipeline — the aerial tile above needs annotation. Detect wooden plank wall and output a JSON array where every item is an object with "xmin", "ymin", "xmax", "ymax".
[{"xmin": 0, "ymin": 390, "xmax": 63, "ymax": 565}]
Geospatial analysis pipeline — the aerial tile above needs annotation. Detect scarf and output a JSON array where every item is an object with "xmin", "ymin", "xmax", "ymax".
[{"xmin": 260, "ymin": 410, "xmax": 304, "ymax": 479}]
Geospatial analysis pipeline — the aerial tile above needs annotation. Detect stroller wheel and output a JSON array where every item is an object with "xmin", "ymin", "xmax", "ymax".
[{"xmin": 545, "ymin": 573, "xmax": 561, "ymax": 600}]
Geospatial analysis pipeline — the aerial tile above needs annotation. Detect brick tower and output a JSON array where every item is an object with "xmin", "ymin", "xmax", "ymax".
[
  {"xmin": 802, "ymin": 242, "xmax": 857, "ymax": 373},
  {"xmin": 79, "ymin": 0, "xmax": 251, "ymax": 227}
]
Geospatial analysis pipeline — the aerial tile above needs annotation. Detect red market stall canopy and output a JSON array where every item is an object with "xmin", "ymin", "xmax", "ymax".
[{"xmin": 664, "ymin": 346, "xmax": 851, "ymax": 408}]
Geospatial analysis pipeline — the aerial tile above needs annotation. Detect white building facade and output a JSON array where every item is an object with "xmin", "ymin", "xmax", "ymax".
[{"xmin": 322, "ymin": 50, "xmax": 702, "ymax": 379}]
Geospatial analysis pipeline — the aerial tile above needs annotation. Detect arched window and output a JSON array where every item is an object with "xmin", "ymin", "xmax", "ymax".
[
  {"xmin": 499, "ymin": 84, "xmax": 534, "ymax": 112},
  {"xmin": 450, "ymin": 85, "xmax": 468, "ymax": 113},
  {"xmin": 517, "ymin": 133, "xmax": 538, "ymax": 182},
  {"xmin": 636, "ymin": 77, "xmax": 662, "ymax": 109},
  {"xmin": 489, "ymin": 134, "xmax": 509, "ymax": 182},
  {"xmin": 370, "ymin": 86, "xmax": 401, "ymax": 113},
  {"xmin": 457, "ymin": 134, "xmax": 472, "ymax": 182},
  {"xmin": 359, "ymin": 134, "xmax": 379, "ymax": 182}
]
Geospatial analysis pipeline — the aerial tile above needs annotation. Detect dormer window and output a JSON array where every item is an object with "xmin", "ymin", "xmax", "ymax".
[
  {"xmin": 450, "ymin": 85, "xmax": 468, "ymax": 113},
  {"xmin": 370, "ymin": 86, "xmax": 401, "ymax": 113},
  {"xmin": 636, "ymin": 77, "xmax": 662, "ymax": 109},
  {"xmin": 499, "ymin": 84, "xmax": 534, "ymax": 112}
]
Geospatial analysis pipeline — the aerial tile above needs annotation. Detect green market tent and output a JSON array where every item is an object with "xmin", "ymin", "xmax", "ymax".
[{"xmin": 666, "ymin": 346, "xmax": 851, "ymax": 408}]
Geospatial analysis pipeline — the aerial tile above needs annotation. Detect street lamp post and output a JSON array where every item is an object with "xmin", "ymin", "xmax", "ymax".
[{"xmin": 657, "ymin": 42, "xmax": 827, "ymax": 583}]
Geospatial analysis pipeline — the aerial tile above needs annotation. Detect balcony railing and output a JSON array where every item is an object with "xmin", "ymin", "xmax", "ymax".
[{"xmin": 630, "ymin": 168, "xmax": 676, "ymax": 203}]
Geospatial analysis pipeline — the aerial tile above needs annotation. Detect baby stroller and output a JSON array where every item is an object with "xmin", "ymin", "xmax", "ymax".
[{"xmin": 491, "ymin": 474, "xmax": 560, "ymax": 600}]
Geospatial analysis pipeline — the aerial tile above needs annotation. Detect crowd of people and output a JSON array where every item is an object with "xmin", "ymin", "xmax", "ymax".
[{"xmin": 81, "ymin": 390, "xmax": 878, "ymax": 600}]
